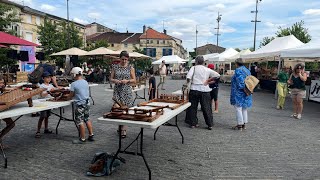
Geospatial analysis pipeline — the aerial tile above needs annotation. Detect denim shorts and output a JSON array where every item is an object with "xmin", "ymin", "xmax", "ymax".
[
  {"xmin": 40, "ymin": 110, "xmax": 51, "ymax": 118},
  {"xmin": 75, "ymin": 103, "xmax": 90, "ymax": 125}
]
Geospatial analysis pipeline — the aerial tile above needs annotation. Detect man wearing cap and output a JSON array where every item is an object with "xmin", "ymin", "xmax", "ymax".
[
  {"xmin": 184, "ymin": 56, "xmax": 220, "ymax": 130},
  {"xmin": 159, "ymin": 60, "xmax": 167, "ymax": 90}
]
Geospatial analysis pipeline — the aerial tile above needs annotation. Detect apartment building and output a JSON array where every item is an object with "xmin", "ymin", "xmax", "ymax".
[
  {"xmin": 2, "ymin": 0, "xmax": 86, "ymax": 47},
  {"xmin": 88, "ymin": 26, "xmax": 188, "ymax": 60}
]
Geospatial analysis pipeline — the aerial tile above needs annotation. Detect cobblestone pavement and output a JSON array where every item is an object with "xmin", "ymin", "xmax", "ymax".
[{"xmin": 1, "ymin": 77, "xmax": 320, "ymax": 180}]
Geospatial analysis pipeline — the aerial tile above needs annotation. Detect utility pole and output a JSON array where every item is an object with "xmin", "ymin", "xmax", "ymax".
[
  {"xmin": 214, "ymin": 12, "xmax": 222, "ymax": 51},
  {"xmin": 67, "ymin": 0, "xmax": 70, "ymax": 48},
  {"xmin": 251, "ymin": 0, "xmax": 262, "ymax": 51},
  {"xmin": 195, "ymin": 25, "xmax": 198, "ymax": 56}
]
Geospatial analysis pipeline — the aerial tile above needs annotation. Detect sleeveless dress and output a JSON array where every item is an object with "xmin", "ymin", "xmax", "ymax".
[{"xmin": 113, "ymin": 64, "xmax": 134, "ymax": 107}]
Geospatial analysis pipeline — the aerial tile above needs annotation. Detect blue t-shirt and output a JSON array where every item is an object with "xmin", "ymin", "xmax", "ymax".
[{"xmin": 70, "ymin": 79, "xmax": 89, "ymax": 105}]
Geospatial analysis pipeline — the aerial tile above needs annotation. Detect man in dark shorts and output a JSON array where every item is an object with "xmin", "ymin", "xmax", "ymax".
[{"xmin": 208, "ymin": 64, "xmax": 220, "ymax": 113}]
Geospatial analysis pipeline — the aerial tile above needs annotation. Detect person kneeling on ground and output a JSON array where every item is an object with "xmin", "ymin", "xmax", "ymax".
[
  {"xmin": 35, "ymin": 72, "xmax": 56, "ymax": 138},
  {"xmin": 67, "ymin": 67, "xmax": 94, "ymax": 144}
]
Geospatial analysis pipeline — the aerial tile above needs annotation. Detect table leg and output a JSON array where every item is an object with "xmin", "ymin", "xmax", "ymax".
[
  {"xmin": 110, "ymin": 125, "xmax": 122, "ymax": 173},
  {"xmin": 72, "ymin": 103, "xmax": 80, "ymax": 137},
  {"xmin": 0, "ymin": 140, "xmax": 7, "ymax": 168},
  {"xmin": 140, "ymin": 128, "xmax": 151, "ymax": 180},
  {"xmin": 55, "ymin": 107, "xmax": 63, "ymax": 134},
  {"xmin": 153, "ymin": 115, "xmax": 184, "ymax": 144}
]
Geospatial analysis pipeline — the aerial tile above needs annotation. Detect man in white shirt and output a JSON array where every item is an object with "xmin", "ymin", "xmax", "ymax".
[
  {"xmin": 159, "ymin": 60, "xmax": 167, "ymax": 90},
  {"xmin": 184, "ymin": 55, "xmax": 220, "ymax": 130}
]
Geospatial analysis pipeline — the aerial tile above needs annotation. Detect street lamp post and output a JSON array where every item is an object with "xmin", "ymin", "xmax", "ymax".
[
  {"xmin": 195, "ymin": 25, "xmax": 198, "ymax": 56},
  {"xmin": 251, "ymin": 0, "xmax": 262, "ymax": 51},
  {"xmin": 215, "ymin": 12, "xmax": 222, "ymax": 49},
  {"xmin": 67, "ymin": 0, "xmax": 70, "ymax": 48}
]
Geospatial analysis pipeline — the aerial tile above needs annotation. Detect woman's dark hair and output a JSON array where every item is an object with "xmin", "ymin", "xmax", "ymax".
[
  {"xmin": 293, "ymin": 63, "xmax": 304, "ymax": 73},
  {"xmin": 120, "ymin": 50, "xmax": 129, "ymax": 58},
  {"xmin": 235, "ymin": 58, "xmax": 244, "ymax": 66},
  {"xmin": 148, "ymin": 69, "xmax": 154, "ymax": 75}
]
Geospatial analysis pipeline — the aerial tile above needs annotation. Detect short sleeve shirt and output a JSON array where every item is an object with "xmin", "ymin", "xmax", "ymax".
[
  {"xmin": 70, "ymin": 79, "xmax": 89, "ymax": 105},
  {"xmin": 39, "ymin": 83, "xmax": 54, "ymax": 98}
]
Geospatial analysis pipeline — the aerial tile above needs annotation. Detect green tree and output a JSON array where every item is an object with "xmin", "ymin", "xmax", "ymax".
[
  {"xmin": 276, "ymin": 21, "xmax": 311, "ymax": 43},
  {"xmin": 234, "ymin": 48, "xmax": 241, "ymax": 52},
  {"xmin": 85, "ymin": 39, "xmax": 109, "ymax": 51},
  {"xmin": 37, "ymin": 18, "xmax": 62, "ymax": 59},
  {"xmin": 0, "ymin": 2, "xmax": 20, "ymax": 35},
  {"xmin": 0, "ymin": 48, "xmax": 17, "ymax": 68},
  {"xmin": 133, "ymin": 45, "xmax": 145, "ymax": 54},
  {"xmin": 259, "ymin": 36, "xmax": 275, "ymax": 48}
]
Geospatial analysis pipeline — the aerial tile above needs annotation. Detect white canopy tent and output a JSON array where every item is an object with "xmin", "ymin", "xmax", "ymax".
[
  {"xmin": 281, "ymin": 40, "xmax": 320, "ymax": 59},
  {"xmin": 208, "ymin": 48, "xmax": 239, "ymax": 62},
  {"xmin": 152, "ymin": 55, "xmax": 187, "ymax": 64},
  {"xmin": 241, "ymin": 35, "xmax": 304, "ymax": 61},
  {"xmin": 191, "ymin": 53, "xmax": 219, "ymax": 63},
  {"xmin": 225, "ymin": 49, "xmax": 251, "ymax": 62}
]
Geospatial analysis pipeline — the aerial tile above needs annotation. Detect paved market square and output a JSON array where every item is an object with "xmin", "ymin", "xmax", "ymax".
[{"xmin": 1, "ymin": 77, "xmax": 320, "ymax": 180}]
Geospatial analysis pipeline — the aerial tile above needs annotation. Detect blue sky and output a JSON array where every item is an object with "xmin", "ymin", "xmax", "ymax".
[{"xmin": 10, "ymin": 0, "xmax": 320, "ymax": 52}]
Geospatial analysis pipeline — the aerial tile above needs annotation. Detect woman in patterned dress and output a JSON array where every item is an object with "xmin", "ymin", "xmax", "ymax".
[
  {"xmin": 110, "ymin": 51, "xmax": 136, "ymax": 138},
  {"xmin": 230, "ymin": 58, "xmax": 252, "ymax": 131}
]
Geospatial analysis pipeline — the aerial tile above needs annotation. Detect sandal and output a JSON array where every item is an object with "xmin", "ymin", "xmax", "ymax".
[
  {"xmin": 44, "ymin": 129, "xmax": 53, "ymax": 134},
  {"xmin": 35, "ymin": 132, "xmax": 41, "ymax": 138},
  {"xmin": 232, "ymin": 125, "xmax": 243, "ymax": 131}
]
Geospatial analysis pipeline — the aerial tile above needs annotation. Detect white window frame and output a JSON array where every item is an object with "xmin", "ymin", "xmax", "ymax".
[
  {"xmin": 36, "ymin": 16, "xmax": 41, "ymax": 25},
  {"xmin": 26, "ymin": 14, "xmax": 32, "ymax": 24}
]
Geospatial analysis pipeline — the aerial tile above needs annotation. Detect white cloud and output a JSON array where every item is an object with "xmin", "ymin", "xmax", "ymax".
[
  {"xmin": 303, "ymin": 9, "xmax": 320, "ymax": 16},
  {"xmin": 88, "ymin": 12, "xmax": 101, "ymax": 19},
  {"xmin": 215, "ymin": 3, "xmax": 226, "ymax": 9},
  {"xmin": 171, "ymin": 32, "xmax": 183, "ymax": 37},
  {"xmin": 40, "ymin": 4, "xmax": 56, "ymax": 12},
  {"xmin": 73, "ymin": 18, "xmax": 89, "ymax": 25},
  {"xmin": 9, "ymin": 0, "xmax": 33, "ymax": 6}
]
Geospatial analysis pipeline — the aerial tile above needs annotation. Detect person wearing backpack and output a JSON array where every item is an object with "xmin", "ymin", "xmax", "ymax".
[{"xmin": 230, "ymin": 58, "xmax": 252, "ymax": 131}]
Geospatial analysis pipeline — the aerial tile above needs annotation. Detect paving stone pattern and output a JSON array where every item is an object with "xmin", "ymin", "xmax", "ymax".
[{"xmin": 1, "ymin": 77, "xmax": 320, "ymax": 180}]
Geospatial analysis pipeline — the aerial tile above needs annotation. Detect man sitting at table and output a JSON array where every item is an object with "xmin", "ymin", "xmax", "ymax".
[{"xmin": 35, "ymin": 72, "xmax": 55, "ymax": 138}]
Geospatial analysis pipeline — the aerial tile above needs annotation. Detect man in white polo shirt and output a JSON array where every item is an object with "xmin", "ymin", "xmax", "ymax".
[
  {"xmin": 184, "ymin": 55, "xmax": 220, "ymax": 130},
  {"xmin": 159, "ymin": 60, "xmax": 167, "ymax": 90}
]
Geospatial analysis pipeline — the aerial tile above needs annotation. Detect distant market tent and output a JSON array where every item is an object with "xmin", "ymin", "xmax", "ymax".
[
  {"xmin": 152, "ymin": 55, "xmax": 186, "ymax": 64},
  {"xmin": 225, "ymin": 49, "xmax": 251, "ymax": 62},
  {"xmin": 50, "ymin": 47, "xmax": 88, "ymax": 56},
  {"xmin": 208, "ymin": 48, "xmax": 239, "ymax": 62},
  {"xmin": 0, "ymin": 31, "xmax": 39, "ymax": 46},
  {"xmin": 241, "ymin": 35, "xmax": 304, "ymax": 61},
  {"xmin": 191, "ymin": 53, "xmax": 219, "ymax": 63}
]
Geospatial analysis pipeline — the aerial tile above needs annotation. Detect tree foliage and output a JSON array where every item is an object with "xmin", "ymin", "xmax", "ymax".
[
  {"xmin": 259, "ymin": 36, "xmax": 275, "ymax": 48},
  {"xmin": 133, "ymin": 46, "xmax": 145, "ymax": 54},
  {"xmin": 37, "ymin": 18, "xmax": 83, "ymax": 59},
  {"xmin": 0, "ymin": 2, "xmax": 20, "ymax": 35},
  {"xmin": 85, "ymin": 39, "xmax": 109, "ymax": 51},
  {"xmin": 276, "ymin": 21, "xmax": 311, "ymax": 43},
  {"xmin": 234, "ymin": 48, "xmax": 241, "ymax": 52}
]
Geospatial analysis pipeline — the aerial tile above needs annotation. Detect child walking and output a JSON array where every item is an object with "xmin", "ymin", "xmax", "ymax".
[
  {"xmin": 69, "ymin": 67, "xmax": 94, "ymax": 144},
  {"xmin": 35, "ymin": 72, "xmax": 54, "ymax": 138}
]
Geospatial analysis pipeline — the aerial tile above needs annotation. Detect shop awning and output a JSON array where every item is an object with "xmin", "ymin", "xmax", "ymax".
[{"xmin": 0, "ymin": 31, "xmax": 39, "ymax": 46}]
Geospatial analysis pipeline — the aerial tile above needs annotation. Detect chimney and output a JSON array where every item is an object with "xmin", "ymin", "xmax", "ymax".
[
  {"xmin": 143, "ymin": 25, "xmax": 146, "ymax": 33},
  {"xmin": 163, "ymin": 29, "xmax": 167, "ymax": 35}
]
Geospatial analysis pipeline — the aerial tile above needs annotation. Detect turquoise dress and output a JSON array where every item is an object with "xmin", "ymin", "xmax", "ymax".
[{"xmin": 230, "ymin": 66, "xmax": 252, "ymax": 108}]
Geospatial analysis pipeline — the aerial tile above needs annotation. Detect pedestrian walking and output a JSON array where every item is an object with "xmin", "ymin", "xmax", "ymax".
[
  {"xmin": 159, "ymin": 60, "xmax": 166, "ymax": 90},
  {"xmin": 287, "ymin": 63, "xmax": 307, "ymax": 119},
  {"xmin": 276, "ymin": 67, "xmax": 289, "ymax": 110},
  {"xmin": 184, "ymin": 56, "xmax": 220, "ymax": 130},
  {"xmin": 230, "ymin": 58, "xmax": 252, "ymax": 131},
  {"xmin": 208, "ymin": 64, "xmax": 220, "ymax": 113}
]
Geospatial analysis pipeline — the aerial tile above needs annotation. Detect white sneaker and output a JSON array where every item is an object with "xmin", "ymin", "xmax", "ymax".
[
  {"xmin": 290, "ymin": 114, "xmax": 297, "ymax": 118},
  {"xmin": 276, "ymin": 106, "xmax": 281, "ymax": 110},
  {"xmin": 296, "ymin": 114, "xmax": 302, "ymax": 119}
]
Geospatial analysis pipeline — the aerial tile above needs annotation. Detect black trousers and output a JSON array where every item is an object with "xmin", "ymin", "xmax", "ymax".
[{"xmin": 185, "ymin": 90, "xmax": 213, "ymax": 127}]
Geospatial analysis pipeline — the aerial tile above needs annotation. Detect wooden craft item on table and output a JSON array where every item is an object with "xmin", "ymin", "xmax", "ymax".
[
  {"xmin": 103, "ymin": 104, "xmax": 168, "ymax": 122},
  {"xmin": 0, "ymin": 87, "xmax": 45, "ymax": 111},
  {"xmin": 48, "ymin": 89, "xmax": 72, "ymax": 101},
  {"xmin": 56, "ymin": 76, "xmax": 73, "ymax": 87},
  {"xmin": 138, "ymin": 92, "xmax": 188, "ymax": 110}
]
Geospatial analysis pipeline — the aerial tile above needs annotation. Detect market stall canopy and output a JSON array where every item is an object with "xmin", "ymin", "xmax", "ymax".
[
  {"xmin": 281, "ymin": 40, "xmax": 320, "ymax": 58},
  {"xmin": 50, "ymin": 47, "xmax": 88, "ymax": 56},
  {"xmin": 152, "ymin": 55, "xmax": 186, "ymax": 64},
  {"xmin": 191, "ymin": 53, "xmax": 219, "ymax": 63},
  {"xmin": 241, "ymin": 35, "xmax": 304, "ymax": 61},
  {"xmin": 130, "ymin": 52, "xmax": 150, "ymax": 58},
  {"xmin": 0, "ymin": 31, "xmax": 39, "ymax": 46},
  {"xmin": 208, "ymin": 48, "xmax": 239, "ymax": 62},
  {"xmin": 225, "ymin": 49, "xmax": 251, "ymax": 62},
  {"xmin": 86, "ymin": 47, "xmax": 116, "ymax": 55}
]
